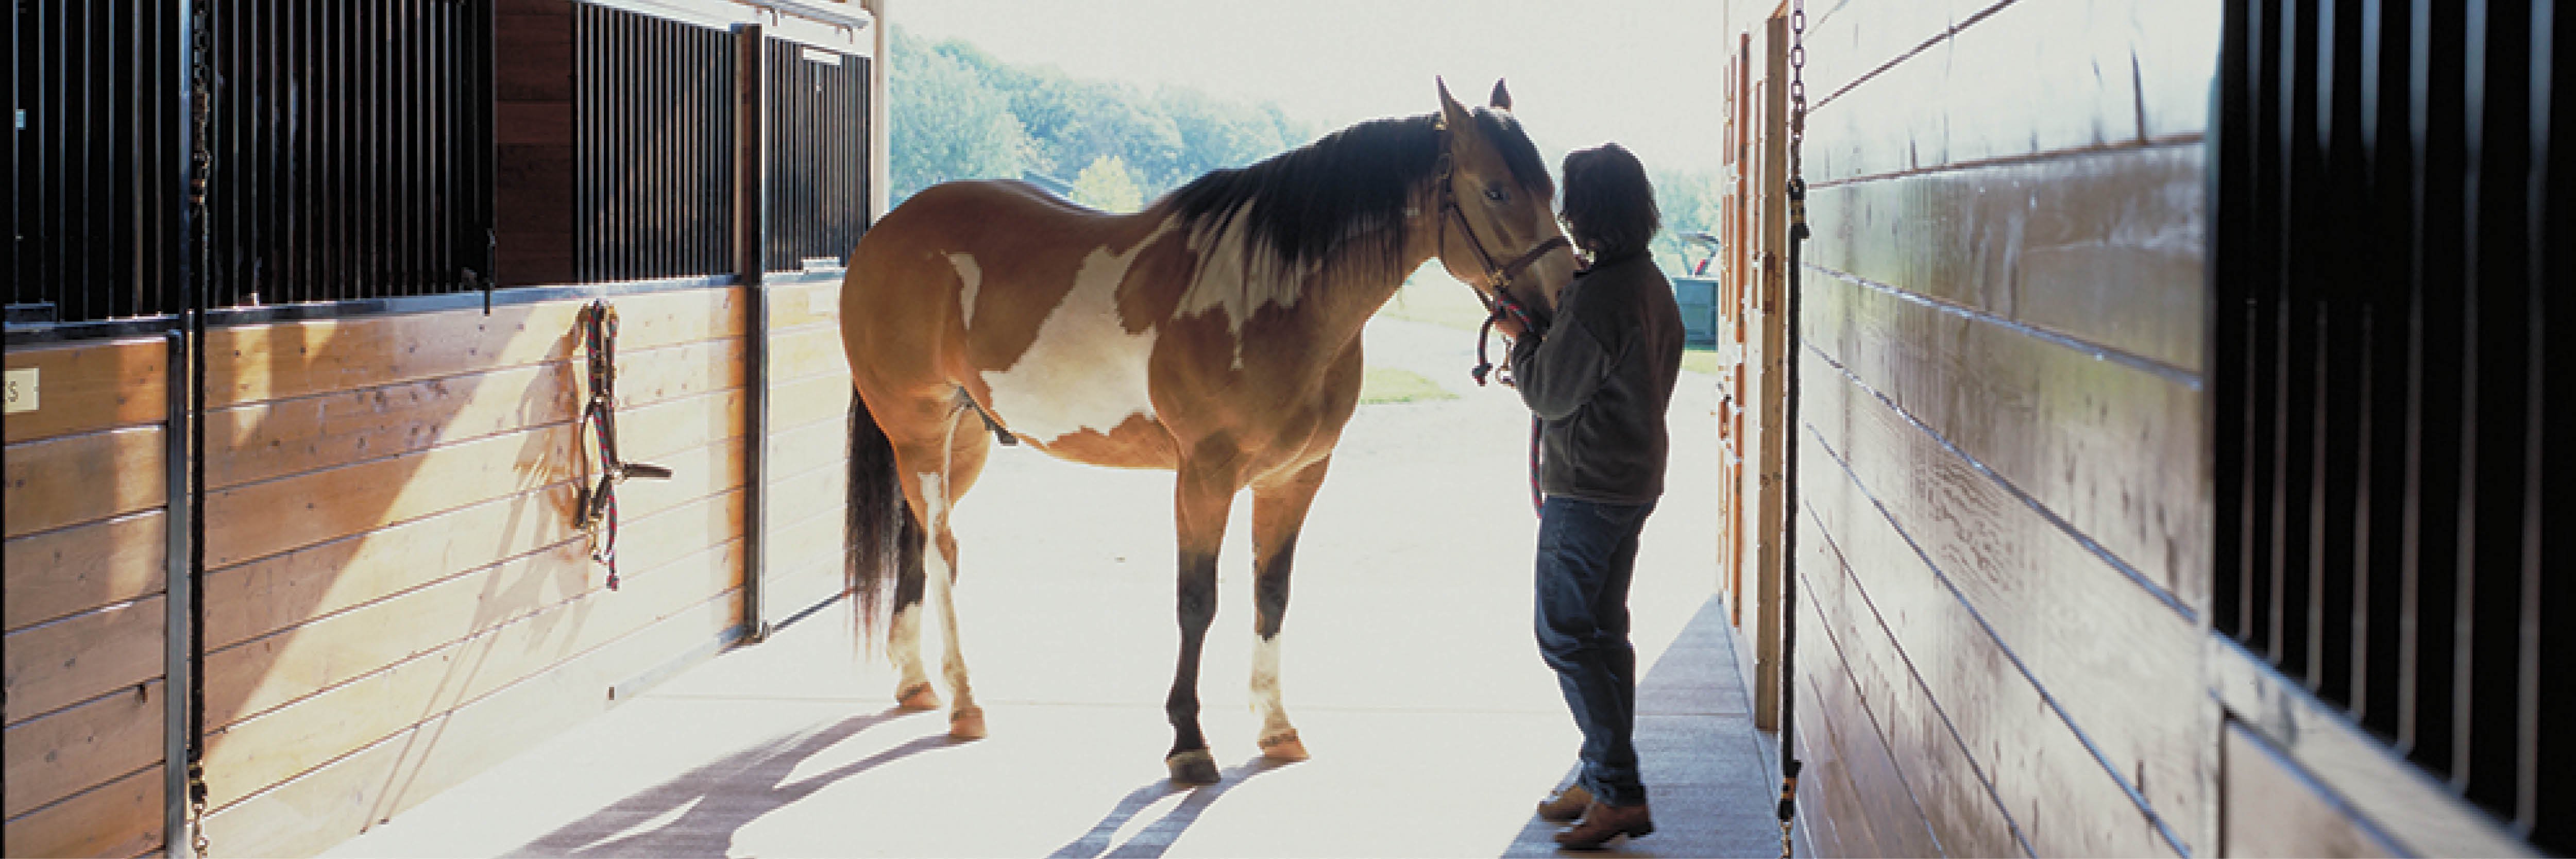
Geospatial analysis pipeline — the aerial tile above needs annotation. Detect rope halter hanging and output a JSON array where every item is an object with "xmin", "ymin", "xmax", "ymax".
[{"xmin": 574, "ymin": 300, "xmax": 673, "ymax": 589}]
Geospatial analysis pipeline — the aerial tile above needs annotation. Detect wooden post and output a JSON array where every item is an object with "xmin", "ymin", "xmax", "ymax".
[
  {"xmin": 860, "ymin": 0, "xmax": 889, "ymax": 224},
  {"xmin": 1750, "ymin": 12, "xmax": 1791, "ymax": 734}
]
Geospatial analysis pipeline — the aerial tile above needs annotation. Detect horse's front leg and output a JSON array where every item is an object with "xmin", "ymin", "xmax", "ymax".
[
  {"xmin": 1164, "ymin": 458, "xmax": 1238, "ymax": 785},
  {"xmin": 1247, "ymin": 456, "xmax": 1330, "ymax": 762}
]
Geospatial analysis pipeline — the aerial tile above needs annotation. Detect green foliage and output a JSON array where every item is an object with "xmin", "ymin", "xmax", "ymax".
[
  {"xmin": 1649, "ymin": 169, "xmax": 1727, "ymax": 279},
  {"xmin": 888, "ymin": 29, "xmax": 1032, "ymax": 203},
  {"xmin": 890, "ymin": 27, "xmax": 1314, "ymax": 209},
  {"xmin": 1070, "ymin": 155, "xmax": 1146, "ymax": 212}
]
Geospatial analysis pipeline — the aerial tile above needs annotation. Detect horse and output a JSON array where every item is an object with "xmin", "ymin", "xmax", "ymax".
[{"xmin": 837, "ymin": 78, "xmax": 1577, "ymax": 784}]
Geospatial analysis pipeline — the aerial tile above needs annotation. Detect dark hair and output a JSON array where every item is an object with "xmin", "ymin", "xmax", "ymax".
[
  {"xmin": 1160, "ymin": 107, "xmax": 1552, "ymax": 279},
  {"xmin": 1559, "ymin": 144, "xmax": 1659, "ymax": 259}
]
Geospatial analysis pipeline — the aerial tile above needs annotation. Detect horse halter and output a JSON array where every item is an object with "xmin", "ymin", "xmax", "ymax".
[{"xmin": 1431, "ymin": 130, "xmax": 1569, "ymax": 315}]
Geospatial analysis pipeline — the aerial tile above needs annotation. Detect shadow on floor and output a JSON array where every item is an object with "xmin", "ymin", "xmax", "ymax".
[
  {"xmin": 502, "ymin": 706, "xmax": 951, "ymax": 858},
  {"xmin": 1501, "ymin": 595, "xmax": 1781, "ymax": 858},
  {"xmin": 1048, "ymin": 756, "xmax": 1293, "ymax": 859}
]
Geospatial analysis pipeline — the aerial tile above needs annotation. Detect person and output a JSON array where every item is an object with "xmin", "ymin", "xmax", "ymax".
[{"xmin": 1505, "ymin": 143, "xmax": 1684, "ymax": 850}]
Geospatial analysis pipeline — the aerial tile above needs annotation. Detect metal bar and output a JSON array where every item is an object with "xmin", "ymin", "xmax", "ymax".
[{"xmin": 735, "ymin": 22, "xmax": 769, "ymax": 642}]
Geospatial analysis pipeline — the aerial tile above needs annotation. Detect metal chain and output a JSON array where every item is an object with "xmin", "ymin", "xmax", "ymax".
[
  {"xmin": 185, "ymin": 0, "xmax": 215, "ymax": 855},
  {"xmin": 1778, "ymin": 4, "xmax": 1809, "ymax": 858}
]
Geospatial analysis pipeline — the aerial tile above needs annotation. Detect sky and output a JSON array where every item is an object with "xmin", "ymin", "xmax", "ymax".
[{"xmin": 892, "ymin": 0, "xmax": 1741, "ymax": 174}]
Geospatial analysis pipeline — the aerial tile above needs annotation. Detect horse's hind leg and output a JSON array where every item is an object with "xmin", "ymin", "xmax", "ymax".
[
  {"xmin": 927, "ymin": 407, "xmax": 994, "ymax": 739},
  {"xmin": 1248, "ymin": 457, "xmax": 1330, "ymax": 763}
]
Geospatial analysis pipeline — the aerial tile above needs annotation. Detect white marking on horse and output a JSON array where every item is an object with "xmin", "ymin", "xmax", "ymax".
[
  {"xmin": 1175, "ymin": 200, "xmax": 1311, "ymax": 369},
  {"xmin": 979, "ymin": 225, "xmax": 1172, "ymax": 444},
  {"xmin": 919, "ymin": 471, "xmax": 972, "ymax": 702},
  {"xmin": 948, "ymin": 253, "xmax": 984, "ymax": 329},
  {"xmin": 889, "ymin": 604, "xmax": 926, "ymax": 685},
  {"xmin": 1250, "ymin": 633, "xmax": 1289, "ymax": 732}
]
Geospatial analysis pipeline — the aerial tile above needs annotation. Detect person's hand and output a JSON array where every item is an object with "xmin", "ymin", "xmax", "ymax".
[{"xmin": 1493, "ymin": 314, "xmax": 1530, "ymax": 340}]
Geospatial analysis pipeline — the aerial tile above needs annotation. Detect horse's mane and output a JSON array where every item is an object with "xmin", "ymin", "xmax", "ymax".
[{"xmin": 1158, "ymin": 108, "xmax": 1551, "ymax": 280}]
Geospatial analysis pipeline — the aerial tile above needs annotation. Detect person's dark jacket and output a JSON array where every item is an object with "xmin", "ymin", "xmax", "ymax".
[{"xmin": 1509, "ymin": 251, "xmax": 1685, "ymax": 504}]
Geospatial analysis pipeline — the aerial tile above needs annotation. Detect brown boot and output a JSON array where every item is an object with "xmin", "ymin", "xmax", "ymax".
[
  {"xmin": 1535, "ymin": 785, "xmax": 1594, "ymax": 822},
  {"xmin": 1554, "ymin": 801, "xmax": 1653, "ymax": 849}
]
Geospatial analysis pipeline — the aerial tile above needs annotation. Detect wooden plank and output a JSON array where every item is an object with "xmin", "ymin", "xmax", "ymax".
[
  {"xmin": 767, "ymin": 409, "xmax": 850, "ymax": 481},
  {"xmin": 494, "ymin": 11, "xmax": 573, "ymax": 103},
  {"xmin": 1796, "ymin": 492, "xmax": 2028, "ymax": 859},
  {"xmin": 1804, "ymin": 145, "xmax": 2208, "ymax": 370},
  {"xmin": 766, "ymin": 280, "xmax": 844, "ymax": 331},
  {"xmin": 2, "ymin": 339, "xmax": 166, "ymax": 444},
  {"xmin": 203, "ymin": 481, "xmax": 743, "ymax": 730},
  {"xmin": 201, "ymin": 289, "xmax": 743, "ymax": 407},
  {"xmin": 1802, "ymin": 370, "xmax": 2194, "ymax": 855},
  {"xmin": 4, "ymin": 681, "xmax": 160, "ymax": 819},
  {"xmin": 4, "ymin": 427, "xmax": 165, "ymax": 539},
  {"xmin": 2222, "ymin": 722, "xmax": 2403, "ymax": 857},
  {"xmin": 1805, "ymin": 270, "xmax": 2209, "ymax": 612},
  {"xmin": 1809, "ymin": 0, "xmax": 2218, "ymax": 183},
  {"xmin": 205, "ymin": 362, "xmax": 579, "ymax": 492},
  {"xmin": 5, "ymin": 512, "xmax": 164, "ymax": 631},
  {"xmin": 199, "ymin": 595, "xmax": 738, "ymax": 859},
  {"xmin": 0, "ymin": 763, "xmax": 160, "ymax": 859},
  {"xmin": 1793, "ymin": 526, "xmax": 1943, "ymax": 858},
  {"xmin": 202, "ymin": 336, "xmax": 743, "ymax": 493},
  {"xmin": 2, "ymin": 596, "xmax": 163, "ymax": 726},
  {"xmin": 202, "ymin": 540, "xmax": 592, "ymax": 730},
  {"xmin": 202, "ymin": 423, "xmax": 579, "ymax": 568},
  {"xmin": 201, "ymin": 540, "xmax": 744, "ymax": 811},
  {"xmin": 769, "ymin": 370, "xmax": 854, "ymax": 432},
  {"xmin": 767, "ymin": 318, "xmax": 849, "ymax": 381},
  {"xmin": 202, "ymin": 483, "xmax": 580, "ymax": 651}
]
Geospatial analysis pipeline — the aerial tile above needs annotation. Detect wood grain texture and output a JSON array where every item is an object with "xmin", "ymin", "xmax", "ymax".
[
  {"xmin": 200, "ymin": 540, "xmax": 743, "ymax": 811},
  {"xmin": 1805, "ymin": 145, "xmax": 2208, "ymax": 370},
  {"xmin": 2, "ymin": 596, "xmax": 163, "ymax": 725},
  {"xmin": 765, "ymin": 319, "xmax": 848, "ymax": 381},
  {"xmin": 1807, "ymin": 0, "xmax": 2219, "ymax": 183},
  {"xmin": 2222, "ymin": 722, "xmax": 2402, "ymax": 857},
  {"xmin": 0, "ymin": 762, "xmax": 160, "ymax": 859},
  {"xmin": 1793, "ymin": 523, "xmax": 1946, "ymax": 859},
  {"xmin": 202, "ymin": 484, "xmax": 580, "ymax": 651},
  {"xmin": 4, "ymin": 427, "xmax": 165, "ymax": 539},
  {"xmin": 2, "ymin": 339, "xmax": 167, "ymax": 444},
  {"xmin": 1803, "ymin": 366, "xmax": 2195, "ymax": 855},
  {"xmin": 766, "ymin": 410, "xmax": 851, "ymax": 480},
  {"xmin": 1798, "ymin": 496, "xmax": 2029, "ymax": 859},
  {"xmin": 1804, "ymin": 270, "xmax": 2209, "ymax": 611},
  {"xmin": 198, "ymin": 595, "xmax": 738, "ymax": 859},
  {"xmin": 768, "ymin": 371, "xmax": 853, "ymax": 436},
  {"xmin": 202, "ymin": 423, "xmax": 579, "ymax": 569},
  {"xmin": 201, "ymin": 288, "xmax": 743, "ymax": 407},
  {"xmin": 4, "ymin": 681, "xmax": 159, "ymax": 819},
  {"xmin": 765, "ymin": 280, "xmax": 843, "ymax": 331},
  {"xmin": 5, "ymin": 512, "xmax": 164, "ymax": 631}
]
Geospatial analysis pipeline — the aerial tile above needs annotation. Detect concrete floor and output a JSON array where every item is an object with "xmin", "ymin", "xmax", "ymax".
[{"xmin": 324, "ymin": 319, "xmax": 1784, "ymax": 858}]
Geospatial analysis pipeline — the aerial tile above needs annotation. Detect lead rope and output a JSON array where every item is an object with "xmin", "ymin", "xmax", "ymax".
[
  {"xmin": 184, "ymin": 0, "xmax": 215, "ymax": 852},
  {"xmin": 574, "ymin": 301, "xmax": 673, "ymax": 590},
  {"xmin": 1780, "ymin": 1, "xmax": 1810, "ymax": 856}
]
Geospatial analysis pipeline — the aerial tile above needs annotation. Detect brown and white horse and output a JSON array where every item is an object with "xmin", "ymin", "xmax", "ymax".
[{"xmin": 838, "ymin": 79, "xmax": 1576, "ymax": 784}]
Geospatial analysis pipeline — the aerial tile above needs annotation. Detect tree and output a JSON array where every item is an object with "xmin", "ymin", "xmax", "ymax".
[
  {"xmin": 1069, "ymin": 155, "xmax": 1145, "ymax": 212},
  {"xmin": 889, "ymin": 28, "xmax": 1031, "ymax": 204}
]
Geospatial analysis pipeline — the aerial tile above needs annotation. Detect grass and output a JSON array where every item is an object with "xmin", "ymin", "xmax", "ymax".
[
  {"xmin": 1357, "ymin": 367, "xmax": 1460, "ymax": 405},
  {"xmin": 1681, "ymin": 346, "xmax": 1726, "ymax": 377}
]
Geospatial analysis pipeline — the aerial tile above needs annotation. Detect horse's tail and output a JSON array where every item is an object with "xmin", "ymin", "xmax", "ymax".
[{"xmin": 846, "ymin": 389, "xmax": 919, "ymax": 653}]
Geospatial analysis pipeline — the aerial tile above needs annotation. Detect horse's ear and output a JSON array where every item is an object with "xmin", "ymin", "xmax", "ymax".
[
  {"xmin": 1436, "ymin": 76, "xmax": 1471, "ymax": 133},
  {"xmin": 1489, "ymin": 79, "xmax": 1512, "ymax": 111}
]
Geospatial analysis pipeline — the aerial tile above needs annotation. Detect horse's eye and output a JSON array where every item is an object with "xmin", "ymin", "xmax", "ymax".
[{"xmin": 1484, "ymin": 186, "xmax": 1511, "ymax": 204}]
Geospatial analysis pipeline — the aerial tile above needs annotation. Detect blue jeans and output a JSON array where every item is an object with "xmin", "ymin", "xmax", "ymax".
[{"xmin": 1534, "ymin": 495, "xmax": 1655, "ymax": 808}]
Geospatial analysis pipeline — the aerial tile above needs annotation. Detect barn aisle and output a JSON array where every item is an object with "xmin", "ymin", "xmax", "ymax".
[{"xmin": 322, "ymin": 318, "xmax": 1778, "ymax": 858}]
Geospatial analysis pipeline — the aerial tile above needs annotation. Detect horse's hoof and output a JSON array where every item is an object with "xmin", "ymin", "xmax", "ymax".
[
  {"xmin": 896, "ymin": 682, "xmax": 941, "ymax": 712},
  {"xmin": 1165, "ymin": 749, "xmax": 1221, "ymax": 785},
  {"xmin": 1258, "ymin": 730, "xmax": 1309, "ymax": 762},
  {"xmin": 948, "ymin": 706, "xmax": 987, "ymax": 740}
]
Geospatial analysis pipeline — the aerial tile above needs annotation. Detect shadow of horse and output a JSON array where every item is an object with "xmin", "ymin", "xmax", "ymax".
[
  {"xmin": 1048, "ymin": 756, "xmax": 1293, "ymax": 859},
  {"xmin": 501, "ymin": 707, "xmax": 949, "ymax": 858}
]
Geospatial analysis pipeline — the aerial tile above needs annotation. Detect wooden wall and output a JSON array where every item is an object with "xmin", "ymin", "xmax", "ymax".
[
  {"xmin": 757, "ymin": 277, "xmax": 858, "ymax": 622},
  {"xmin": 177, "ymin": 288, "xmax": 751, "ymax": 857},
  {"xmin": 4, "ymin": 338, "xmax": 172, "ymax": 858},
  {"xmin": 1781, "ymin": 1, "xmax": 2218, "ymax": 855}
]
